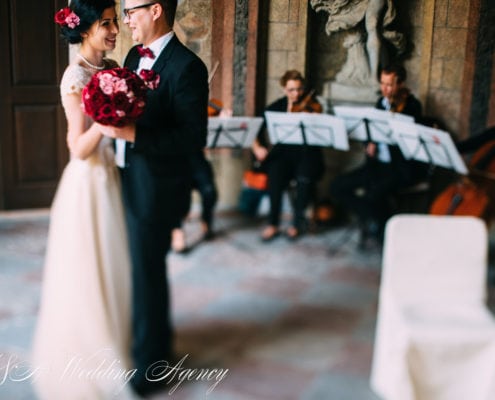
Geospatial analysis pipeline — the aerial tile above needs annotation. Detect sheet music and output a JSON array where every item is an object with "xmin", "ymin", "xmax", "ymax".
[
  {"xmin": 389, "ymin": 119, "xmax": 468, "ymax": 174},
  {"xmin": 207, "ymin": 117, "xmax": 263, "ymax": 148},
  {"xmin": 333, "ymin": 106, "xmax": 414, "ymax": 144},
  {"xmin": 264, "ymin": 111, "xmax": 349, "ymax": 151}
]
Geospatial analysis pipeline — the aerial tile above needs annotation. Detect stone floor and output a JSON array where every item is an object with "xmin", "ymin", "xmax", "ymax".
[{"xmin": 0, "ymin": 209, "xmax": 494, "ymax": 400}]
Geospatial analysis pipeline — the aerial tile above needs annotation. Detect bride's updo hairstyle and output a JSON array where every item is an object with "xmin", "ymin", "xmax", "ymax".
[{"xmin": 59, "ymin": 0, "xmax": 116, "ymax": 44}]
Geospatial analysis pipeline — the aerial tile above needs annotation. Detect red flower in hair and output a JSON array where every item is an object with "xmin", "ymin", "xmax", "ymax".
[{"xmin": 54, "ymin": 7, "xmax": 80, "ymax": 29}]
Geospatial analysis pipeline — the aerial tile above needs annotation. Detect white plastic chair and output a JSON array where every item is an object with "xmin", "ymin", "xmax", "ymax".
[{"xmin": 370, "ymin": 214, "xmax": 495, "ymax": 400}]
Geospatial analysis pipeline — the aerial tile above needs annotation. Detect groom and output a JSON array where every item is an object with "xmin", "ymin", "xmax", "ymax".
[{"xmin": 100, "ymin": 0, "xmax": 208, "ymax": 396}]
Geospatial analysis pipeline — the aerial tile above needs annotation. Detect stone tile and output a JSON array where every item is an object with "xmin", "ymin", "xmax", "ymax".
[
  {"xmin": 325, "ymin": 266, "xmax": 381, "ymax": 288},
  {"xmin": 289, "ymin": 0, "xmax": 300, "ymax": 24},
  {"xmin": 301, "ymin": 281, "xmax": 377, "ymax": 311},
  {"xmin": 201, "ymin": 291, "xmax": 290, "ymax": 323},
  {"xmin": 432, "ymin": 28, "xmax": 467, "ymax": 59},
  {"xmin": 441, "ymin": 59, "xmax": 464, "ymax": 90},
  {"xmin": 268, "ymin": 22, "xmax": 298, "ymax": 51},
  {"xmin": 171, "ymin": 283, "xmax": 223, "ymax": 314},
  {"xmin": 269, "ymin": 0, "xmax": 290, "ymax": 22},
  {"xmin": 244, "ymin": 330, "xmax": 346, "ymax": 371},
  {"xmin": 220, "ymin": 358, "xmax": 315, "ymax": 400},
  {"xmin": 175, "ymin": 319, "xmax": 265, "ymax": 365},
  {"xmin": 238, "ymin": 275, "xmax": 311, "ymax": 301},
  {"xmin": 447, "ymin": 0, "xmax": 470, "ymax": 28},
  {"xmin": 329, "ymin": 338, "xmax": 375, "ymax": 377},
  {"xmin": 302, "ymin": 372, "xmax": 380, "ymax": 400},
  {"xmin": 0, "ymin": 309, "xmax": 12, "ymax": 320},
  {"xmin": 267, "ymin": 50, "xmax": 289, "ymax": 80},
  {"xmin": 434, "ymin": 0, "xmax": 449, "ymax": 27},
  {"xmin": 427, "ymin": 89, "xmax": 462, "ymax": 133},
  {"xmin": 430, "ymin": 58, "xmax": 444, "ymax": 89},
  {"xmin": 276, "ymin": 304, "xmax": 361, "ymax": 334}
]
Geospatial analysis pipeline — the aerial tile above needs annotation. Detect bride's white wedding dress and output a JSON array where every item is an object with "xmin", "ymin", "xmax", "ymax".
[{"xmin": 31, "ymin": 63, "xmax": 137, "ymax": 399}]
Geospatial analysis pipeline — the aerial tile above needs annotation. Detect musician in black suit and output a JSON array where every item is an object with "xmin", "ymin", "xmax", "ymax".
[
  {"xmin": 329, "ymin": 64, "xmax": 424, "ymax": 245},
  {"xmin": 99, "ymin": 0, "xmax": 208, "ymax": 396}
]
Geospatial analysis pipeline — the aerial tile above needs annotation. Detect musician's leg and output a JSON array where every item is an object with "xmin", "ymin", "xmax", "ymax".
[
  {"xmin": 292, "ymin": 149, "xmax": 325, "ymax": 234},
  {"xmin": 191, "ymin": 154, "xmax": 217, "ymax": 237},
  {"xmin": 262, "ymin": 156, "xmax": 291, "ymax": 240},
  {"xmin": 329, "ymin": 165, "xmax": 374, "ymax": 222}
]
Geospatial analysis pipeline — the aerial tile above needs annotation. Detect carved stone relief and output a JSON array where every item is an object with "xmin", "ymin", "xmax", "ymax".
[{"xmin": 310, "ymin": 0, "xmax": 406, "ymax": 104}]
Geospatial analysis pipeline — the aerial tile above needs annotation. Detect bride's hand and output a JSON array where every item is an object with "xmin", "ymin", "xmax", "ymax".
[{"xmin": 98, "ymin": 123, "xmax": 136, "ymax": 143}]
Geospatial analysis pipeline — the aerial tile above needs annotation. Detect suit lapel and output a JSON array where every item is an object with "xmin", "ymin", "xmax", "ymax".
[
  {"xmin": 150, "ymin": 35, "xmax": 179, "ymax": 74},
  {"xmin": 125, "ymin": 47, "xmax": 140, "ymax": 71}
]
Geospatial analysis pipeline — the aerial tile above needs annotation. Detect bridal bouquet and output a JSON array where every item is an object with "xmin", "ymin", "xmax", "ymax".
[{"xmin": 82, "ymin": 67, "xmax": 160, "ymax": 127}]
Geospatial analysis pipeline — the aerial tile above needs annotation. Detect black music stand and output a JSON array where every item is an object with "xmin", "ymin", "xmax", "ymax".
[
  {"xmin": 333, "ymin": 105, "xmax": 414, "ymax": 145},
  {"xmin": 388, "ymin": 119, "xmax": 468, "ymax": 174},
  {"xmin": 264, "ymin": 111, "xmax": 349, "ymax": 150},
  {"xmin": 207, "ymin": 117, "xmax": 263, "ymax": 149}
]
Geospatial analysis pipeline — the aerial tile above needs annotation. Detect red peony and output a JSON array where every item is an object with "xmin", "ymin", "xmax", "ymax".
[{"xmin": 81, "ymin": 67, "xmax": 160, "ymax": 127}]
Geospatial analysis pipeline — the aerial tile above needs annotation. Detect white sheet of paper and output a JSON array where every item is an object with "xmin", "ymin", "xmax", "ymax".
[
  {"xmin": 389, "ymin": 119, "xmax": 468, "ymax": 174},
  {"xmin": 333, "ymin": 106, "xmax": 414, "ymax": 144},
  {"xmin": 264, "ymin": 111, "xmax": 349, "ymax": 151},
  {"xmin": 207, "ymin": 117, "xmax": 264, "ymax": 148}
]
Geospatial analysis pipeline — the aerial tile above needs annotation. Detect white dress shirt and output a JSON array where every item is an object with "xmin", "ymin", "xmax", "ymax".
[{"xmin": 376, "ymin": 97, "xmax": 392, "ymax": 163}]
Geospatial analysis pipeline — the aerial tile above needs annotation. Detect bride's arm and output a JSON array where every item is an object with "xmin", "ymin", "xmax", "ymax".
[{"xmin": 63, "ymin": 92, "xmax": 102, "ymax": 160}]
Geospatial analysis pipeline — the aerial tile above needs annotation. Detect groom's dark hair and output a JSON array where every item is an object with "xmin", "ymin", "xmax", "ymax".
[
  {"xmin": 60, "ymin": 0, "xmax": 116, "ymax": 44},
  {"xmin": 156, "ymin": 0, "xmax": 177, "ymax": 28}
]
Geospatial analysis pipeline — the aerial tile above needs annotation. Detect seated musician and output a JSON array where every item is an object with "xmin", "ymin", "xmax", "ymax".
[
  {"xmin": 252, "ymin": 70, "xmax": 325, "ymax": 241},
  {"xmin": 329, "ymin": 63, "xmax": 426, "ymax": 245}
]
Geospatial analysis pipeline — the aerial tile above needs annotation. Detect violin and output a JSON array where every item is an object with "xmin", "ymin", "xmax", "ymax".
[
  {"xmin": 290, "ymin": 89, "xmax": 322, "ymax": 113},
  {"xmin": 208, "ymin": 98, "xmax": 223, "ymax": 117},
  {"xmin": 390, "ymin": 87, "xmax": 410, "ymax": 114}
]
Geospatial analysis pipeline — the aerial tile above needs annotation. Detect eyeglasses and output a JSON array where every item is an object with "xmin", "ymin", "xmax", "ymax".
[{"xmin": 123, "ymin": 2, "xmax": 158, "ymax": 18}]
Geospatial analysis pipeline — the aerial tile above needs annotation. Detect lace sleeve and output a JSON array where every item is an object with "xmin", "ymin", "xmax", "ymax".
[{"xmin": 60, "ymin": 65, "xmax": 91, "ymax": 96}]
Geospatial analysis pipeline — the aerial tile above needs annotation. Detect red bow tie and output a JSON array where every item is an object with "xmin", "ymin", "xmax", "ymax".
[{"xmin": 137, "ymin": 45, "xmax": 155, "ymax": 59}]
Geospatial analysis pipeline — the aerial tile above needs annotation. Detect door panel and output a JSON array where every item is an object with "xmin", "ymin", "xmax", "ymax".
[{"xmin": 0, "ymin": 0, "xmax": 68, "ymax": 209}]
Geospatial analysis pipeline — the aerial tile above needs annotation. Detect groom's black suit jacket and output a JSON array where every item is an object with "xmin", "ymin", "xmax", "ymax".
[
  {"xmin": 121, "ymin": 35, "xmax": 209, "ymax": 225},
  {"xmin": 119, "ymin": 35, "xmax": 208, "ymax": 382}
]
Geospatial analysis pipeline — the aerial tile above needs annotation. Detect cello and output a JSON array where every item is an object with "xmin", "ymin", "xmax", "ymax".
[{"xmin": 429, "ymin": 138, "xmax": 495, "ymax": 221}]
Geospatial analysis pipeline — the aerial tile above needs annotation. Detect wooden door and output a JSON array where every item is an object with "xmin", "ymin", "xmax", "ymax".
[{"xmin": 0, "ymin": 0, "xmax": 69, "ymax": 209}]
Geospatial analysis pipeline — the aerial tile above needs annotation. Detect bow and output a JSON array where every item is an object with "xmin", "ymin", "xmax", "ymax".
[{"xmin": 137, "ymin": 45, "xmax": 155, "ymax": 59}]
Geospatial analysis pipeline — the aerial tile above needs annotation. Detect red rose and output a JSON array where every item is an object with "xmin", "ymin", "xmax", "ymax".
[
  {"xmin": 54, "ymin": 8, "xmax": 70, "ymax": 25},
  {"xmin": 139, "ymin": 69, "xmax": 161, "ymax": 90},
  {"xmin": 113, "ymin": 92, "xmax": 131, "ymax": 112}
]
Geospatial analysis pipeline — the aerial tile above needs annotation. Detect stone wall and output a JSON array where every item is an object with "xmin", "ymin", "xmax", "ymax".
[
  {"xmin": 425, "ymin": 0, "xmax": 470, "ymax": 137},
  {"xmin": 265, "ymin": 0, "xmax": 309, "ymax": 104}
]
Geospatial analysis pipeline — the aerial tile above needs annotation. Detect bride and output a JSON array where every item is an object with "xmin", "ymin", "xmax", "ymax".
[{"xmin": 31, "ymin": 1, "xmax": 137, "ymax": 398}]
